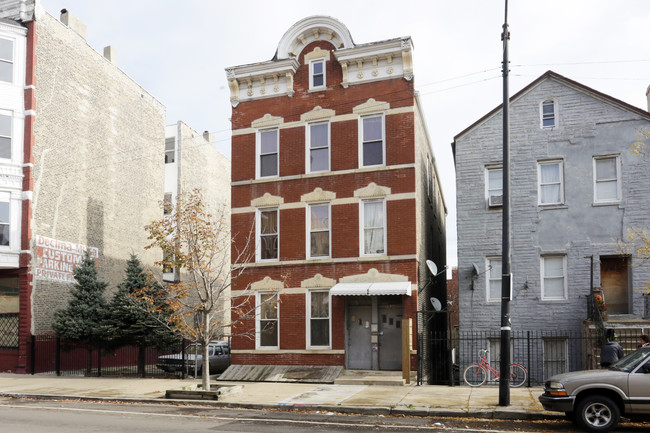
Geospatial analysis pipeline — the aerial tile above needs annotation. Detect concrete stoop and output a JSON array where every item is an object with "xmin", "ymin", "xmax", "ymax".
[{"xmin": 334, "ymin": 370, "xmax": 416, "ymax": 386}]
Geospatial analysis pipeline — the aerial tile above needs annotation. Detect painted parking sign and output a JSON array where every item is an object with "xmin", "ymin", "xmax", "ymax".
[{"xmin": 34, "ymin": 235, "xmax": 99, "ymax": 283}]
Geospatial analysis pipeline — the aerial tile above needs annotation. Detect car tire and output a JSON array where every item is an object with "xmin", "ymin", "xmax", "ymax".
[{"xmin": 576, "ymin": 395, "xmax": 620, "ymax": 432}]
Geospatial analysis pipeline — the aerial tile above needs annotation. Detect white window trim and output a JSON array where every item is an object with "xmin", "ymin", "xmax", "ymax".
[
  {"xmin": 256, "ymin": 292, "xmax": 279, "ymax": 350},
  {"xmin": 256, "ymin": 128, "xmax": 279, "ymax": 179},
  {"xmin": 537, "ymin": 160, "xmax": 564, "ymax": 205},
  {"xmin": 306, "ymin": 202, "xmax": 331, "ymax": 260},
  {"xmin": 485, "ymin": 165, "xmax": 503, "ymax": 208},
  {"xmin": 486, "ymin": 256, "xmax": 502, "ymax": 303},
  {"xmin": 305, "ymin": 121, "xmax": 330, "ymax": 173},
  {"xmin": 359, "ymin": 199, "xmax": 386, "ymax": 257},
  {"xmin": 256, "ymin": 207, "xmax": 279, "ymax": 263},
  {"xmin": 593, "ymin": 155, "xmax": 621, "ymax": 204},
  {"xmin": 306, "ymin": 289, "xmax": 331, "ymax": 349},
  {"xmin": 541, "ymin": 255, "xmax": 568, "ymax": 300},
  {"xmin": 540, "ymin": 99, "xmax": 557, "ymax": 129},
  {"xmin": 0, "ymin": 36, "xmax": 14, "ymax": 85},
  {"xmin": 309, "ymin": 58, "xmax": 326, "ymax": 91},
  {"xmin": 358, "ymin": 113, "xmax": 386, "ymax": 168}
]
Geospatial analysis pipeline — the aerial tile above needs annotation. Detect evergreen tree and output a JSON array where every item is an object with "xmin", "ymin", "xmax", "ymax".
[
  {"xmin": 104, "ymin": 254, "xmax": 179, "ymax": 375},
  {"xmin": 52, "ymin": 251, "xmax": 108, "ymax": 375}
]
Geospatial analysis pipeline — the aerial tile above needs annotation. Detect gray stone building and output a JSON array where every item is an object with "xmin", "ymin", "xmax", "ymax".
[{"xmin": 453, "ymin": 71, "xmax": 650, "ymax": 382}]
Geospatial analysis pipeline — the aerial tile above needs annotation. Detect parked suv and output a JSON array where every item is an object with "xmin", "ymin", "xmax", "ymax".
[
  {"xmin": 156, "ymin": 341, "xmax": 230, "ymax": 376},
  {"xmin": 539, "ymin": 346, "xmax": 650, "ymax": 432}
]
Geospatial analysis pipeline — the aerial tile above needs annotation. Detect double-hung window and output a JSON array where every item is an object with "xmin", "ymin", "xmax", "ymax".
[
  {"xmin": 307, "ymin": 290, "xmax": 330, "ymax": 348},
  {"xmin": 307, "ymin": 122, "xmax": 329, "ymax": 172},
  {"xmin": 487, "ymin": 257, "xmax": 502, "ymax": 302},
  {"xmin": 309, "ymin": 59, "xmax": 326, "ymax": 90},
  {"xmin": 257, "ymin": 293, "xmax": 279, "ymax": 349},
  {"xmin": 361, "ymin": 200, "xmax": 385, "ymax": 256},
  {"xmin": 486, "ymin": 166, "xmax": 503, "ymax": 207},
  {"xmin": 308, "ymin": 203, "xmax": 330, "ymax": 258},
  {"xmin": 541, "ymin": 99, "xmax": 556, "ymax": 128},
  {"xmin": 593, "ymin": 155, "xmax": 620, "ymax": 203},
  {"xmin": 541, "ymin": 255, "xmax": 567, "ymax": 300},
  {"xmin": 360, "ymin": 115, "xmax": 384, "ymax": 167},
  {"xmin": 164, "ymin": 137, "xmax": 175, "ymax": 164},
  {"xmin": 257, "ymin": 208, "xmax": 278, "ymax": 261},
  {"xmin": 0, "ymin": 112, "xmax": 11, "ymax": 160},
  {"xmin": 543, "ymin": 338, "xmax": 568, "ymax": 379},
  {"xmin": 0, "ymin": 201, "xmax": 9, "ymax": 246},
  {"xmin": 258, "ymin": 129, "xmax": 279, "ymax": 178},
  {"xmin": 538, "ymin": 160, "xmax": 564, "ymax": 205},
  {"xmin": 0, "ymin": 38, "xmax": 13, "ymax": 83}
]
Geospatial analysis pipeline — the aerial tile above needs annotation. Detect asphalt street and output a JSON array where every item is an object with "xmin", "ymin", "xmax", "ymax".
[{"xmin": 2, "ymin": 398, "xmax": 650, "ymax": 433}]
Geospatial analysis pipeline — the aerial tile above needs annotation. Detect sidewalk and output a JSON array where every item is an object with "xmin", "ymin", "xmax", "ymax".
[{"xmin": 0, "ymin": 373, "xmax": 556, "ymax": 420}]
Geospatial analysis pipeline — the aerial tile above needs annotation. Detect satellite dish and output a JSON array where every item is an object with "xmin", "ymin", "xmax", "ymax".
[
  {"xmin": 430, "ymin": 297, "xmax": 442, "ymax": 311},
  {"xmin": 426, "ymin": 260, "xmax": 438, "ymax": 276},
  {"xmin": 472, "ymin": 263, "xmax": 480, "ymax": 276}
]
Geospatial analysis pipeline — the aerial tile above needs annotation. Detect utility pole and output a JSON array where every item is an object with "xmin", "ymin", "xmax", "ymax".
[{"xmin": 499, "ymin": 0, "xmax": 511, "ymax": 407}]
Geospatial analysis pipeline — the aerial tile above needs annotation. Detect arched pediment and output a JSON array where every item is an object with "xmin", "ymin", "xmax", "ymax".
[
  {"xmin": 276, "ymin": 15, "xmax": 354, "ymax": 60},
  {"xmin": 340, "ymin": 268, "xmax": 408, "ymax": 283}
]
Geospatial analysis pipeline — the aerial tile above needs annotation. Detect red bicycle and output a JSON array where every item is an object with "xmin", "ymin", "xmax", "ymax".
[{"xmin": 463, "ymin": 349, "xmax": 527, "ymax": 387}]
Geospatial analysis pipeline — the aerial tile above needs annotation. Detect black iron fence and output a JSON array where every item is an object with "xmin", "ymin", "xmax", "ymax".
[
  {"xmin": 0, "ymin": 313, "xmax": 19, "ymax": 348},
  {"xmin": 428, "ymin": 327, "xmax": 646, "ymax": 386},
  {"xmin": 29, "ymin": 334, "xmax": 187, "ymax": 378}
]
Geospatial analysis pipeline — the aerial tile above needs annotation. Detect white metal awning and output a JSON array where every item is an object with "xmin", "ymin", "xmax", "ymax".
[{"xmin": 329, "ymin": 282, "xmax": 412, "ymax": 296}]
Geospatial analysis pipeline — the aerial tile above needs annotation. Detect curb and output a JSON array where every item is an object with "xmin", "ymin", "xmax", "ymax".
[{"xmin": 0, "ymin": 391, "xmax": 563, "ymax": 421}]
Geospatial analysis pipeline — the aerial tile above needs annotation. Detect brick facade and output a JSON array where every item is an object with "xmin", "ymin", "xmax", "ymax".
[{"xmin": 227, "ymin": 16, "xmax": 446, "ymax": 374}]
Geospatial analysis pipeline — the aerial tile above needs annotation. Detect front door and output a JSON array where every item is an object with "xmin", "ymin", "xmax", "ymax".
[
  {"xmin": 378, "ymin": 298, "xmax": 403, "ymax": 370},
  {"xmin": 347, "ymin": 302, "xmax": 372, "ymax": 369},
  {"xmin": 600, "ymin": 256, "xmax": 629, "ymax": 314}
]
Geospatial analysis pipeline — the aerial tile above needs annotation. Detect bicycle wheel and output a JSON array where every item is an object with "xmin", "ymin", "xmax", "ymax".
[
  {"xmin": 509, "ymin": 364, "xmax": 527, "ymax": 388},
  {"xmin": 463, "ymin": 364, "xmax": 487, "ymax": 386}
]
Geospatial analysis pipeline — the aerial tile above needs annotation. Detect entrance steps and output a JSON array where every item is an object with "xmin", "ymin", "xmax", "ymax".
[{"xmin": 334, "ymin": 369, "xmax": 416, "ymax": 386}]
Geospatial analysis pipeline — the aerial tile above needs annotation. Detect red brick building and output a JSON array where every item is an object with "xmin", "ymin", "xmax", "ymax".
[{"xmin": 226, "ymin": 16, "xmax": 446, "ymax": 376}]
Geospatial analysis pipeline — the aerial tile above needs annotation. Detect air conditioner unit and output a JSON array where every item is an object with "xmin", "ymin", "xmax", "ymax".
[{"xmin": 488, "ymin": 194, "xmax": 503, "ymax": 207}]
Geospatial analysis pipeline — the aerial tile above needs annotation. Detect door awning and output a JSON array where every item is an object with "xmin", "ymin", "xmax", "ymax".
[{"xmin": 330, "ymin": 281, "xmax": 412, "ymax": 296}]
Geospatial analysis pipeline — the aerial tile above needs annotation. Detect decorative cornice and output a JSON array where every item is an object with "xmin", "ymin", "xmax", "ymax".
[
  {"xmin": 353, "ymin": 98, "xmax": 390, "ymax": 114},
  {"xmin": 251, "ymin": 114, "xmax": 284, "ymax": 129},
  {"xmin": 301, "ymin": 273, "xmax": 336, "ymax": 288},
  {"xmin": 340, "ymin": 268, "xmax": 408, "ymax": 283},
  {"xmin": 251, "ymin": 192, "xmax": 284, "ymax": 208},
  {"xmin": 276, "ymin": 16, "xmax": 354, "ymax": 59},
  {"xmin": 354, "ymin": 182, "xmax": 391, "ymax": 198},
  {"xmin": 300, "ymin": 106, "xmax": 336, "ymax": 122},
  {"xmin": 301, "ymin": 187, "xmax": 336, "ymax": 202},
  {"xmin": 251, "ymin": 276, "xmax": 284, "ymax": 291}
]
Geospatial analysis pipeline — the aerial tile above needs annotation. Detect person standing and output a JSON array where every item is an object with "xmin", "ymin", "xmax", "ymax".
[
  {"xmin": 601, "ymin": 329, "xmax": 624, "ymax": 368},
  {"xmin": 639, "ymin": 334, "xmax": 650, "ymax": 348}
]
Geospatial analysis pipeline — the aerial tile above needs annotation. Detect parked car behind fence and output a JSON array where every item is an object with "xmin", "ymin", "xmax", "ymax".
[{"xmin": 156, "ymin": 341, "xmax": 230, "ymax": 376}]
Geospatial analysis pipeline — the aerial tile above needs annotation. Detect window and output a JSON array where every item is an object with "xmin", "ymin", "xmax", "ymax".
[
  {"xmin": 543, "ymin": 338, "xmax": 567, "ymax": 379},
  {"xmin": 487, "ymin": 257, "xmax": 502, "ymax": 302},
  {"xmin": 307, "ymin": 290, "xmax": 330, "ymax": 348},
  {"xmin": 0, "ymin": 38, "xmax": 13, "ymax": 83},
  {"xmin": 0, "ymin": 276, "xmax": 18, "ymax": 313},
  {"xmin": 593, "ymin": 156, "xmax": 620, "ymax": 203},
  {"xmin": 360, "ymin": 115, "xmax": 384, "ymax": 167},
  {"xmin": 308, "ymin": 204, "xmax": 330, "ymax": 258},
  {"xmin": 486, "ymin": 166, "xmax": 503, "ymax": 207},
  {"xmin": 307, "ymin": 122, "xmax": 329, "ymax": 172},
  {"xmin": 538, "ymin": 161, "xmax": 563, "ymax": 205},
  {"xmin": 0, "ymin": 113, "xmax": 11, "ymax": 160},
  {"xmin": 257, "ymin": 208, "xmax": 278, "ymax": 261},
  {"xmin": 164, "ymin": 137, "xmax": 175, "ymax": 164},
  {"xmin": 258, "ymin": 129, "xmax": 279, "ymax": 178},
  {"xmin": 541, "ymin": 255, "xmax": 567, "ymax": 300},
  {"xmin": 426, "ymin": 155, "xmax": 434, "ymax": 200},
  {"xmin": 541, "ymin": 99, "xmax": 556, "ymax": 128},
  {"xmin": 361, "ymin": 200, "xmax": 385, "ymax": 255},
  {"xmin": 163, "ymin": 193, "xmax": 172, "ymax": 215},
  {"xmin": 309, "ymin": 59, "xmax": 326, "ymax": 90},
  {"xmin": 257, "ymin": 293, "xmax": 278, "ymax": 349}
]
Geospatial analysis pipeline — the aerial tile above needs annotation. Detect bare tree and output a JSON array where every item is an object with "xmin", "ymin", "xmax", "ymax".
[{"xmin": 137, "ymin": 189, "xmax": 274, "ymax": 390}]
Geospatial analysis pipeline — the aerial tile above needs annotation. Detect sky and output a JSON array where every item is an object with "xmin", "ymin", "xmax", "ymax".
[{"xmin": 38, "ymin": 0, "xmax": 650, "ymax": 270}]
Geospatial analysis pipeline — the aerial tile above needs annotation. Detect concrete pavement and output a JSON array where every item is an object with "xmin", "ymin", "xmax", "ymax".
[{"xmin": 0, "ymin": 373, "xmax": 556, "ymax": 420}]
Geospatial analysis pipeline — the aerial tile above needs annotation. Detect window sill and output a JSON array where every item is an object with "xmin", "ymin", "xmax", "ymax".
[
  {"xmin": 539, "ymin": 204, "xmax": 568, "ymax": 210},
  {"xmin": 308, "ymin": 87, "xmax": 327, "ymax": 93},
  {"xmin": 540, "ymin": 298, "xmax": 569, "ymax": 302},
  {"xmin": 592, "ymin": 201, "xmax": 621, "ymax": 207}
]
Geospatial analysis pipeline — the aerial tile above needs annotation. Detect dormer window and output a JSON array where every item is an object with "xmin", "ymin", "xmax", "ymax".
[
  {"xmin": 309, "ymin": 59, "xmax": 326, "ymax": 90},
  {"xmin": 541, "ymin": 99, "xmax": 556, "ymax": 128}
]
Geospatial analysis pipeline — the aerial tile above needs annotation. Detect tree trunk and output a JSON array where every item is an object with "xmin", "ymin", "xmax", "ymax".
[
  {"xmin": 138, "ymin": 344, "xmax": 146, "ymax": 377},
  {"xmin": 201, "ymin": 341, "xmax": 210, "ymax": 390},
  {"xmin": 86, "ymin": 347, "xmax": 93, "ymax": 376}
]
